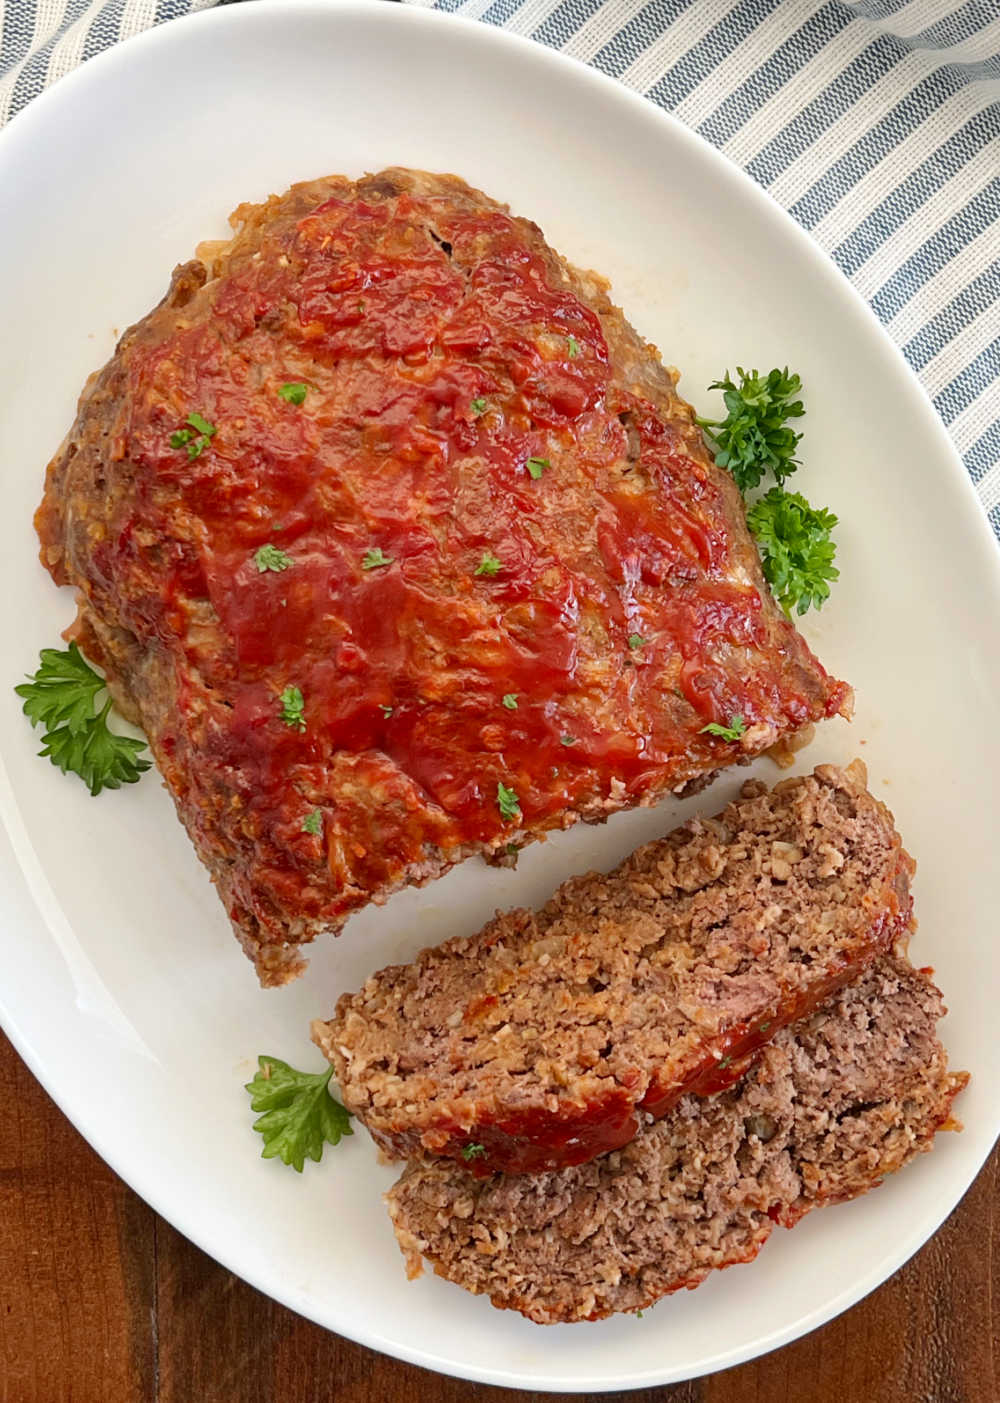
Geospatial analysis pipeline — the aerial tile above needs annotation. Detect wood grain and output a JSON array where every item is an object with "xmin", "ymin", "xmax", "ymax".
[{"xmin": 1, "ymin": 1031, "xmax": 995, "ymax": 1403}]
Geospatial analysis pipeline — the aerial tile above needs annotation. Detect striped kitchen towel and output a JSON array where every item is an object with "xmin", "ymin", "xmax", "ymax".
[{"xmin": 2, "ymin": 0, "xmax": 997, "ymax": 534}]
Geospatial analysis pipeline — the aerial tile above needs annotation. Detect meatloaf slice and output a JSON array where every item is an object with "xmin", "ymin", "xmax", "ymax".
[
  {"xmin": 314, "ymin": 762, "xmax": 913, "ymax": 1174},
  {"xmin": 386, "ymin": 957, "xmax": 967, "ymax": 1323},
  {"xmin": 35, "ymin": 167, "xmax": 849, "ymax": 985}
]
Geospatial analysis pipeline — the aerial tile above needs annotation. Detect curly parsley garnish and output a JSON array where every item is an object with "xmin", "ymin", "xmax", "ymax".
[
  {"xmin": 696, "ymin": 368, "xmax": 803, "ymax": 493},
  {"xmin": 745, "ymin": 489, "xmax": 840, "ymax": 617},
  {"xmin": 170, "ymin": 411, "xmax": 217, "ymax": 461},
  {"xmin": 15, "ymin": 644, "xmax": 151, "ymax": 796},
  {"xmin": 475, "ymin": 552, "xmax": 502, "ymax": 577},
  {"xmin": 245, "ymin": 1056, "xmax": 352, "ymax": 1172},
  {"xmin": 361, "ymin": 547, "xmax": 394, "ymax": 571},
  {"xmin": 302, "ymin": 810, "xmax": 322, "ymax": 835},
  {"xmin": 698, "ymin": 367, "xmax": 837, "ymax": 616},
  {"xmin": 254, "ymin": 543, "xmax": 293, "ymax": 573},
  {"xmin": 497, "ymin": 781, "xmax": 521, "ymax": 823},
  {"xmin": 278, "ymin": 382, "xmax": 309, "ymax": 405},
  {"xmin": 279, "ymin": 685, "xmax": 306, "ymax": 731},
  {"xmin": 461, "ymin": 1142, "xmax": 487, "ymax": 1162},
  {"xmin": 526, "ymin": 456, "xmax": 549, "ymax": 480},
  {"xmin": 701, "ymin": 715, "xmax": 747, "ymax": 742}
]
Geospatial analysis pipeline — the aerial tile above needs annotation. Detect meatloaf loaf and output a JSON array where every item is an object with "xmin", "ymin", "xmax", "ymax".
[
  {"xmin": 315, "ymin": 762, "xmax": 913, "ymax": 1174},
  {"xmin": 36, "ymin": 168, "xmax": 849, "ymax": 984},
  {"xmin": 387, "ymin": 956, "xmax": 967, "ymax": 1323}
]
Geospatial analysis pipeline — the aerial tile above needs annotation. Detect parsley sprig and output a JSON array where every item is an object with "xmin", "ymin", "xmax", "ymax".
[
  {"xmin": 696, "ymin": 368, "xmax": 803, "ymax": 493},
  {"xmin": 245, "ymin": 1056, "xmax": 352, "ymax": 1172},
  {"xmin": 15, "ymin": 644, "xmax": 151, "ymax": 796},
  {"xmin": 698, "ymin": 367, "xmax": 837, "ymax": 617},
  {"xmin": 746, "ymin": 489, "xmax": 839, "ymax": 616}
]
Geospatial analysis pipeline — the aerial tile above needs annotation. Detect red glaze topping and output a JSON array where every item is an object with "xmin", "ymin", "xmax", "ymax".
[{"xmin": 87, "ymin": 187, "xmax": 847, "ymax": 934}]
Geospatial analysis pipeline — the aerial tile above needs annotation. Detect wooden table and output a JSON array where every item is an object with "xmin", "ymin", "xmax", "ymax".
[{"xmin": 1, "ymin": 1032, "xmax": 995, "ymax": 1403}]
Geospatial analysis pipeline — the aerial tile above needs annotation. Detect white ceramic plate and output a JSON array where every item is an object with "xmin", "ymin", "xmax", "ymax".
[{"xmin": 1, "ymin": 1, "xmax": 997, "ymax": 1390}]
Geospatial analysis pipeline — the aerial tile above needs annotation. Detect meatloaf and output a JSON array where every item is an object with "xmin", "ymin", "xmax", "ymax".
[
  {"xmin": 387, "ymin": 957, "xmax": 967, "ymax": 1323},
  {"xmin": 314, "ymin": 762, "xmax": 913, "ymax": 1174},
  {"xmin": 36, "ymin": 167, "xmax": 850, "ymax": 984}
]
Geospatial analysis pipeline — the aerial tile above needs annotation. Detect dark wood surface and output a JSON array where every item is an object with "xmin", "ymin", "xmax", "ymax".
[{"xmin": 1, "ymin": 1031, "xmax": 996, "ymax": 1403}]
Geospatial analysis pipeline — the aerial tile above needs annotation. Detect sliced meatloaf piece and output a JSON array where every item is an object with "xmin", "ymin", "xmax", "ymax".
[
  {"xmin": 314, "ymin": 762, "xmax": 913, "ymax": 1174},
  {"xmin": 35, "ymin": 167, "xmax": 849, "ymax": 985},
  {"xmin": 386, "ymin": 957, "xmax": 967, "ymax": 1323}
]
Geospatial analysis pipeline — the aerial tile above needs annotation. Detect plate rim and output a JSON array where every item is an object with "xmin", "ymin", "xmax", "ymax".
[{"xmin": 1, "ymin": 0, "xmax": 997, "ymax": 1390}]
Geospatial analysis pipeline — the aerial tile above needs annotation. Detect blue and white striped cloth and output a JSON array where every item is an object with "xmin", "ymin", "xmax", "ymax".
[{"xmin": 2, "ymin": 0, "xmax": 997, "ymax": 534}]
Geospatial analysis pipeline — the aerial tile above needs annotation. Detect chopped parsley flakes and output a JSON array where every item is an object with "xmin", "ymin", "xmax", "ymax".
[
  {"xmin": 461, "ymin": 1143, "xmax": 487, "ymax": 1162},
  {"xmin": 361, "ymin": 547, "xmax": 394, "ymax": 571},
  {"xmin": 170, "ymin": 411, "xmax": 216, "ymax": 461},
  {"xmin": 475, "ymin": 552, "xmax": 502, "ymax": 577},
  {"xmin": 627, "ymin": 634, "xmax": 645, "ymax": 650},
  {"xmin": 471, "ymin": 397, "xmax": 488, "ymax": 416},
  {"xmin": 279, "ymin": 685, "xmax": 306, "ymax": 732},
  {"xmin": 301, "ymin": 810, "xmax": 322, "ymax": 835},
  {"xmin": 278, "ymin": 382, "xmax": 309, "ymax": 405},
  {"xmin": 502, "ymin": 694, "xmax": 518, "ymax": 710},
  {"xmin": 567, "ymin": 335, "xmax": 580, "ymax": 359},
  {"xmin": 526, "ymin": 456, "xmax": 549, "ymax": 480},
  {"xmin": 187, "ymin": 411, "xmax": 215, "ymax": 437},
  {"xmin": 700, "ymin": 715, "xmax": 747, "ymax": 742},
  {"xmin": 254, "ymin": 543, "xmax": 293, "ymax": 573},
  {"xmin": 497, "ymin": 781, "xmax": 521, "ymax": 823}
]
